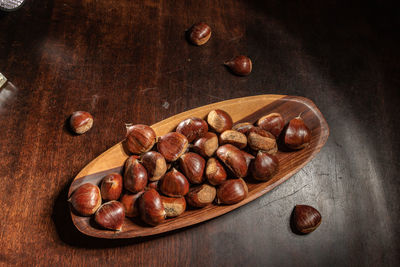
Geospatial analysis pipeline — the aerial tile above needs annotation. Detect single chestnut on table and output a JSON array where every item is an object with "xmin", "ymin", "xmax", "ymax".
[
  {"xmin": 161, "ymin": 196, "xmax": 187, "ymax": 218},
  {"xmin": 186, "ymin": 184, "xmax": 216, "ymax": 208},
  {"xmin": 216, "ymin": 144, "xmax": 248, "ymax": 178},
  {"xmin": 179, "ymin": 152, "xmax": 205, "ymax": 184},
  {"xmin": 176, "ymin": 117, "xmax": 208, "ymax": 143},
  {"xmin": 159, "ymin": 168, "xmax": 189, "ymax": 197},
  {"xmin": 193, "ymin": 132, "xmax": 219, "ymax": 158},
  {"xmin": 187, "ymin": 22, "xmax": 211, "ymax": 46},
  {"xmin": 205, "ymin": 157, "xmax": 227, "ymax": 185},
  {"xmin": 94, "ymin": 200, "xmax": 125, "ymax": 231},
  {"xmin": 68, "ymin": 183, "xmax": 102, "ymax": 216},
  {"xmin": 69, "ymin": 111, "xmax": 93, "ymax": 134},
  {"xmin": 224, "ymin": 55, "xmax": 252, "ymax": 76},
  {"xmin": 124, "ymin": 156, "xmax": 148, "ymax": 193},
  {"xmin": 247, "ymin": 127, "xmax": 277, "ymax": 154},
  {"xmin": 120, "ymin": 191, "xmax": 144, "ymax": 218},
  {"xmin": 157, "ymin": 132, "xmax": 189, "ymax": 162},
  {"xmin": 141, "ymin": 151, "xmax": 167, "ymax": 181},
  {"xmin": 138, "ymin": 189, "xmax": 166, "ymax": 226},
  {"xmin": 207, "ymin": 109, "xmax": 233, "ymax": 133},
  {"xmin": 125, "ymin": 124, "xmax": 157, "ymax": 154},
  {"xmin": 292, "ymin": 205, "xmax": 322, "ymax": 234},
  {"xmin": 216, "ymin": 179, "xmax": 248, "ymax": 205},
  {"xmin": 100, "ymin": 173, "xmax": 123, "ymax": 201},
  {"xmin": 250, "ymin": 151, "xmax": 279, "ymax": 181},
  {"xmin": 284, "ymin": 115, "xmax": 311, "ymax": 150},
  {"xmin": 219, "ymin": 129, "xmax": 247, "ymax": 149},
  {"xmin": 257, "ymin": 113, "xmax": 285, "ymax": 138}
]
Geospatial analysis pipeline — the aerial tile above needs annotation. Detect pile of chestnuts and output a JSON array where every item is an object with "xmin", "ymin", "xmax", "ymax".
[{"xmin": 68, "ymin": 109, "xmax": 312, "ymax": 231}]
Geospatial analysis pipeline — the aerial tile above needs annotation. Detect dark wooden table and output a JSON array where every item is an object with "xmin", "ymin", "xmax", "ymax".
[{"xmin": 1, "ymin": 0, "xmax": 399, "ymax": 266}]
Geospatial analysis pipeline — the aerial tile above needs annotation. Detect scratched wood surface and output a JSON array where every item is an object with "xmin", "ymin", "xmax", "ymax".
[{"xmin": 0, "ymin": 0, "xmax": 399, "ymax": 266}]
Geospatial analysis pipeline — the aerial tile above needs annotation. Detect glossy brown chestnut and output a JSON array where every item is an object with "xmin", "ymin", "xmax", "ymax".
[
  {"xmin": 241, "ymin": 150, "xmax": 255, "ymax": 169},
  {"xmin": 216, "ymin": 179, "xmax": 248, "ymax": 205},
  {"xmin": 247, "ymin": 127, "xmax": 277, "ymax": 154},
  {"xmin": 207, "ymin": 109, "xmax": 233, "ymax": 133},
  {"xmin": 250, "ymin": 151, "xmax": 279, "ymax": 181},
  {"xmin": 284, "ymin": 116, "xmax": 311, "ymax": 149},
  {"xmin": 292, "ymin": 205, "xmax": 322, "ymax": 234},
  {"xmin": 193, "ymin": 132, "xmax": 219, "ymax": 158},
  {"xmin": 219, "ymin": 130, "xmax": 247, "ymax": 149},
  {"xmin": 68, "ymin": 183, "xmax": 101, "ymax": 216},
  {"xmin": 124, "ymin": 156, "xmax": 148, "ymax": 193},
  {"xmin": 186, "ymin": 184, "xmax": 216, "ymax": 208},
  {"xmin": 141, "ymin": 151, "xmax": 167, "ymax": 181},
  {"xmin": 157, "ymin": 132, "xmax": 189, "ymax": 162},
  {"xmin": 159, "ymin": 168, "xmax": 189, "ymax": 197},
  {"xmin": 125, "ymin": 124, "xmax": 156, "ymax": 154},
  {"xmin": 120, "ymin": 192, "xmax": 143, "ymax": 217},
  {"xmin": 224, "ymin": 55, "xmax": 252, "ymax": 76},
  {"xmin": 176, "ymin": 117, "xmax": 208, "ymax": 143},
  {"xmin": 216, "ymin": 144, "xmax": 248, "ymax": 178},
  {"xmin": 257, "ymin": 113, "xmax": 285, "ymax": 138},
  {"xmin": 161, "ymin": 196, "xmax": 187, "ymax": 218},
  {"xmin": 205, "ymin": 157, "xmax": 227, "ymax": 185},
  {"xmin": 187, "ymin": 22, "xmax": 211, "ymax": 45},
  {"xmin": 100, "ymin": 173, "xmax": 123, "ymax": 201},
  {"xmin": 69, "ymin": 111, "xmax": 93, "ymax": 134},
  {"xmin": 138, "ymin": 189, "xmax": 166, "ymax": 226},
  {"xmin": 94, "ymin": 201, "xmax": 125, "ymax": 231},
  {"xmin": 179, "ymin": 152, "xmax": 205, "ymax": 184},
  {"xmin": 232, "ymin": 122, "xmax": 255, "ymax": 135}
]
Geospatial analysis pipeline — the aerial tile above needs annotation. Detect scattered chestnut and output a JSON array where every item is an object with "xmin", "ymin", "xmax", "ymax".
[
  {"xmin": 247, "ymin": 127, "xmax": 277, "ymax": 154},
  {"xmin": 207, "ymin": 109, "xmax": 233, "ymax": 133},
  {"xmin": 186, "ymin": 184, "xmax": 216, "ymax": 208},
  {"xmin": 216, "ymin": 144, "xmax": 248, "ymax": 178},
  {"xmin": 187, "ymin": 22, "xmax": 211, "ymax": 46},
  {"xmin": 124, "ymin": 156, "xmax": 148, "ymax": 193},
  {"xmin": 257, "ymin": 113, "xmax": 285, "ymax": 138},
  {"xmin": 125, "ymin": 124, "xmax": 156, "ymax": 154},
  {"xmin": 219, "ymin": 130, "xmax": 247, "ymax": 149},
  {"xmin": 292, "ymin": 205, "xmax": 322, "ymax": 234},
  {"xmin": 159, "ymin": 168, "xmax": 189, "ymax": 197},
  {"xmin": 100, "ymin": 173, "xmax": 123, "ymax": 201},
  {"xmin": 176, "ymin": 117, "xmax": 208, "ymax": 143},
  {"xmin": 216, "ymin": 179, "xmax": 248, "ymax": 205},
  {"xmin": 161, "ymin": 196, "xmax": 187, "ymax": 218},
  {"xmin": 250, "ymin": 151, "xmax": 279, "ymax": 181},
  {"xmin": 284, "ymin": 116, "xmax": 311, "ymax": 150},
  {"xmin": 205, "ymin": 157, "xmax": 227, "ymax": 185},
  {"xmin": 179, "ymin": 152, "xmax": 205, "ymax": 184},
  {"xmin": 94, "ymin": 200, "xmax": 125, "ymax": 231},
  {"xmin": 141, "ymin": 151, "xmax": 167, "ymax": 181},
  {"xmin": 68, "ymin": 183, "xmax": 101, "ymax": 216},
  {"xmin": 69, "ymin": 111, "xmax": 93, "ymax": 134},
  {"xmin": 224, "ymin": 55, "xmax": 252, "ymax": 76},
  {"xmin": 193, "ymin": 132, "xmax": 219, "ymax": 158},
  {"xmin": 157, "ymin": 132, "xmax": 189, "ymax": 162},
  {"xmin": 232, "ymin": 122, "xmax": 255, "ymax": 135},
  {"xmin": 120, "ymin": 192, "xmax": 143, "ymax": 217},
  {"xmin": 138, "ymin": 189, "xmax": 166, "ymax": 226}
]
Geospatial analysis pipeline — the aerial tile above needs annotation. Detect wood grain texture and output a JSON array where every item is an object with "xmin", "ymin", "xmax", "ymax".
[{"xmin": 0, "ymin": 0, "xmax": 399, "ymax": 266}]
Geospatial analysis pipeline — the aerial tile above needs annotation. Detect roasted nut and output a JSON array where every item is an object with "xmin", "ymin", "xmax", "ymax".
[
  {"xmin": 157, "ymin": 132, "xmax": 189, "ymax": 162},
  {"xmin": 125, "ymin": 124, "xmax": 156, "ymax": 154},
  {"xmin": 68, "ymin": 183, "xmax": 102, "ymax": 216},
  {"xmin": 193, "ymin": 132, "xmax": 219, "ymax": 157},
  {"xmin": 141, "ymin": 151, "xmax": 167, "ymax": 181},
  {"xmin": 232, "ymin": 122, "xmax": 255, "ymax": 135},
  {"xmin": 120, "ymin": 192, "xmax": 144, "ymax": 217},
  {"xmin": 124, "ymin": 156, "xmax": 148, "ymax": 193},
  {"xmin": 224, "ymin": 55, "xmax": 252, "ymax": 76},
  {"xmin": 187, "ymin": 22, "xmax": 212, "ymax": 45},
  {"xmin": 179, "ymin": 152, "xmax": 205, "ymax": 184},
  {"xmin": 161, "ymin": 196, "xmax": 187, "ymax": 217},
  {"xmin": 219, "ymin": 130, "xmax": 247, "ymax": 149},
  {"xmin": 159, "ymin": 168, "xmax": 189, "ymax": 197},
  {"xmin": 186, "ymin": 184, "xmax": 216, "ymax": 208},
  {"xmin": 69, "ymin": 111, "xmax": 93, "ymax": 134},
  {"xmin": 176, "ymin": 117, "xmax": 208, "ymax": 143},
  {"xmin": 216, "ymin": 144, "xmax": 248, "ymax": 178},
  {"xmin": 292, "ymin": 205, "xmax": 322, "ymax": 234},
  {"xmin": 257, "ymin": 113, "xmax": 285, "ymax": 138},
  {"xmin": 250, "ymin": 151, "xmax": 279, "ymax": 181},
  {"xmin": 247, "ymin": 127, "xmax": 277, "ymax": 154},
  {"xmin": 207, "ymin": 109, "xmax": 233, "ymax": 133},
  {"xmin": 216, "ymin": 179, "xmax": 248, "ymax": 205},
  {"xmin": 138, "ymin": 189, "xmax": 166, "ymax": 226},
  {"xmin": 100, "ymin": 173, "xmax": 123, "ymax": 201},
  {"xmin": 205, "ymin": 157, "xmax": 227, "ymax": 185},
  {"xmin": 284, "ymin": 116, "xmax": 311, "ymax": 149},
  {"xmin": 94, "ymin": 201, "xmax": 125, "ymax": 231}
]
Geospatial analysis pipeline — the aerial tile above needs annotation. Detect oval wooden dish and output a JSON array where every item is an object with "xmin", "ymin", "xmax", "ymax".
[{"xmin": 68, "ymin": 94, "xmax": 329, "ymax": 239}]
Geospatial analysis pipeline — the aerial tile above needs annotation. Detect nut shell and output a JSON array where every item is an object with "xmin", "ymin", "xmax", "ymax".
[
  {"xmin": 179, "ymin": 152, "xmax": 205, "ymax": 184},
  {"xmin": 100, "ymin": 173, "xmax": 123, "ymax": 201},
  {"xmin": 216, "ymin": 144, "xmax": 248, "ymax": 178},
  {"xmin": 188, "ymin": 22, "xmax": 211, "ymax": 45},
  {"xmin": 69, "ymin": 111, "xmax": 93, "ymax": 134},
  {"xmin": 216, "ymin": 179, "xmax": 248, "ymax": 205},
  {"xmin": 207, "ymin": 109, "xmax": 233, "ymax": 133},
  {"xmin": 224, "ymin": 55, "xmax": 252, "ymax": 76},
  {"xmin": 69, "ymin": 183, "xmax": 101, "ymax": 216},
  {"xmin": 124, "ymin": 156, "xmax": 148, "ymax": 193},
  {"xmin": 120, "ymin": 192, "xmax": 144, "ymax": 217},
  {"xmin": 161, "ymin": 196, "xmax": 186, "ymax": 218},
  {"xmin": 159, "ymin": 168, "xmax": 190, "ymax": 197},
  {"xmin": 219, "ymin": 130, "xmax": 247, "ymax": 149},
  {"xmin": 186, "ymin": 184, "xmax": 216, "ymax": 208},
  {"xmin": 232, "ymin": 122, "xmax": 255, "ymax": 135},
  {"xmin": 193, "ymin": 132, "xmax": 219, "ymax": 158},
  {"xmin": 125, "ymin": 124, "xmax": 156, "ymax": 154},
  {"xmin": 141, "ymin": 151, "xmax": 167, "ymax": 181},
  {"xmin": 247, "ymin": 127, "xmax": 277, "ymax": 154},
  {"xmin": 138, "ymin": 189, "xmax": 166, "ymax": 226},
  {"xmin": 94, "ymin": 201, "xmax": 125, "ymax": 231},
  {"xmin": 157, "ymin": 132, "xmax": 189, "ymax": 162},
  {"xmin": 176, "ymin": 117, "xmax": 208, "ymax": 143},
  {"xmin": 257, "ymin": 113, "xmax": 285, "ymax": 138},
  {"xmin": 292, "ymin": 205, "xmax": 322, "ymax": 234},
  {"xmin": 205, "ymin": 157, "xmax": 227, "ymax": 185},
  {"xmin": 250, "ymin": 151, "xmax": 279, "ymax": 181},
  {"xmin": 284, "ymin": 116, "xmax": 311, "ymax": 149}
]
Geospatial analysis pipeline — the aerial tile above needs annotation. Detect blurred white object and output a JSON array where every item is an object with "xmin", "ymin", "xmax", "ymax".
[
  {"xmin": 0, "ymin": 73, "xmax": 7, "ymax": 88},
  {"xmin": 0, "ymin": 0, "xmax": 25, "ymax": 11}
]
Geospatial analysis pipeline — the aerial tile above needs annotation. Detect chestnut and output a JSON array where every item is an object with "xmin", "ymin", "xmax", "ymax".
[
  {"xmin": 257, "ymin": 113, "xmax": 285, "ymax": 138},
  {"xmin": 161, "ymin": 196, "xmax": 187, "ymax": 218},
  {"xmin": 124, "ymin": 156, "xmax": 148, "ymax": 193},
  {"xmin": 216, "ymin": 179, "xmax": 248, "ymax": 205},
  {"xmin": 292, "ymin": 205, "xmax": 322, "ymax": 234},
  {"xmin": 241, "ymin": 150, "xmax": 255, "ymax": 169},
  {"xmin": 216, "ymin": 144, "xmax": 248, "ymax": 178},
  {"xmin": 187, "ymin": 22, "xmax": 211, "ymax": 46},
  {"xmin": 125, "ymin": 124, "xmax": 156, "ymax": 154},
  {"xmin": 224, "ymin": 55, "xmax": 252, "ymax": 76},
  {"xmin": 159, "ymin": 168, "xmax": 189, "ymax": 197},
  {"xmin": 138, "ymin": 189, "xmax": 166, "ymax": 226},
  {"xmin": 193, "ymin": 132, "xmax": 219, "ymax": 158},
  {"xmin": 232, "ymin": 122, "xmax": 255, "ymax": 135},
  {"xmin": 176, "ymin": 117, "xmax": 208, "ymax": 143},
  {"xmin": 205, "ymin": 157, "xmax": 227, "ymax": 185},
  {"xmin": 120, "ymin": 192, "xmax": 143, "ymax": 217},
  {"xmin": 69, "ymin": 111, "xmax": 93, "ymax": 134},
  {"xmin": 219, "ymin": 130, "xmax": 247, "ymax": 149},
  {"xmin": 157, "ymin": 132, "xmax": 189, "ymax": 162},
  {"xmin": 284, "ymin": 116, "xmax": 311, "ymax": 150},
  {"xmin": 179, "ymin": 152, "xmax": 205, "ymax": 184},
  {"xmin": 68, "ymin": 183, "xmax": 101, "ymax": 216},
  {"xmin": 186, "ymin": 184, "xmax": 216, "ymax": 208},
  {"xmin": 207, "ymin": 109, "xmax": 233, "ymax": 133},
  {"xmin": 141, "ymin": 151, "xmax": 167, "ymax": 181},
  {"xmin": 247, "ymin": 127, "xmax": 277, "ymax": 154},
  {"xmin": 94, "ymin": 201, "xmax": 125, "ymax": 231},
  {"xmin": 100, "ymin": 173, "xmax": 123, "ymax": 201},
  {"xmin": 250, "ymin": 151, "xmax": 279, "ymax": 181}
]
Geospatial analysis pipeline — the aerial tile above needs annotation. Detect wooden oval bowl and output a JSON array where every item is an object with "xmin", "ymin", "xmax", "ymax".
[{"xmin": 68, "ymin": 95, "xmax": 329, "ymax": 239}]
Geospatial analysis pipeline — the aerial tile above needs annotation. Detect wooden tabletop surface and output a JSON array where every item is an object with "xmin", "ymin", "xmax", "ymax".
[{"xmin": 1, "ymin": 0, "xmax": 399, "ymax": 266}]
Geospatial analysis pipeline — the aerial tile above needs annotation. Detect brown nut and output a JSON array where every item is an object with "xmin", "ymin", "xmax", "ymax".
[
  {"xmin": 125, "ymin": 124, "xmax": 156, "ymax": 154},
  {"xmin": 157, "ymin": 132, "xmax": 189, "ymax": 162},
  {"xmin": 193, "ymin": 132, "xmax": 219, "ymax": 158},
  {"xmin": 207, "ymin": 109, "xmax": 233, "ymax": 133},
  {"xmin": 161, "ymin": 196, "xmax": 187, "ymax": 218},
  {"xmin": 224, "ymin": 55, "xmax": 252, "ymax": 76},
  {"xmin": 257, "ymin": 113, "xmax": 285, "ymax": 138},
  {"xmin": 216, "ymin": 144, "xmax": 248, "ymax": 178},
  {"xmin": 124, "ymin": 156, "xmax": 148, "ymax": 193},
  {"xmin": 187, "ymin": 22, "xmax": 211, "ymax": 46},
  {"xmin": 141, "ymin": 151, "xmax": 167, "ymax": 181},
  {"xmin": 284, "ymin": 116, "xmax": 311, "ymax": 150},
  {"xmin": 247, "ymin": 127, "xmax": 277, "ymax": 154},
  {"xmin": 250, "ymin": 151, "xmax": 279, "ymax": 181},
  {"xmin": 138, "ymin": 189, "xmax": 166, "ymax": 226},
  {"xmin": 100, "ymin": 173, "xmax": 123, "ymax": 201},
  {"xmin": 216, "ymin": 179, "xmax": 248, "ymax": 205},
  {"xmin": 186, "ymin": 184, "xmax": 216, "ymax": 208},
  {"xmin": 241, "ymin": 150, "xmax": 255, "ymax": 169},
  {"xmin": 176, "ymin": 117, "xmax": 208, "ymax": 143},
  {"xmin": 179, "ymin": 152, "xmax": 205, "ymax": 184},
  {"xmin": 205, "ymin": 157, "xmax": 227, "ymax": 185},
  {"xmin": 120, "ymin": 191, "xmax": 144, "ymax": 217},
  {"xmin": 68, "ymin": 183, "xmax": 102, "ymax": 216},
  {"xmin": 232, "ymin": 122, "xmax": 255, "ymax": 135},
  {"xmin": 219, "ymin": 130, "xmax": 247, "ymax": 149},
  {"xmin": 94, "ymin": 201, "xmax": 125, "ymax": 231},
  {"xmin": 292, "ymin": 205, "xmax": 322, "ymax": 234},
  {"xmin": 69, "ymin": 111, "xmax": 93, "ymax": 134},
  {"xmin": 159, "ymin": 168, "xmax": 190, "ymax": 197}
]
